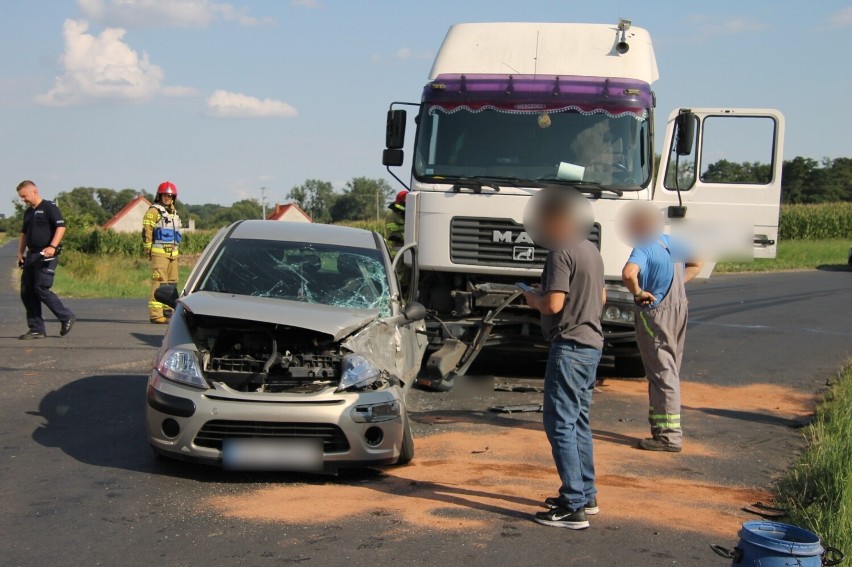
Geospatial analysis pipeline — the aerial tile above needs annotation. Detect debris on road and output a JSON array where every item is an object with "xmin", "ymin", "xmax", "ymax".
[
  {"xmin": 494, "ymin": 383, "xmax": 544, "ymax": 393},
  {"xmin": 487, "ymin": 404, "xmax": 543, "ymax": 414}
]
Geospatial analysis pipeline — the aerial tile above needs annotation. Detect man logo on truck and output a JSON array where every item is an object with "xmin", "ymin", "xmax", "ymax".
[
  {"xmin": 493, "ymin": 230, "xmax": 534, "ymax": 244},
  {"xmin": 513, "ymin": 246, "xmax": 535, "ymax": 262}
]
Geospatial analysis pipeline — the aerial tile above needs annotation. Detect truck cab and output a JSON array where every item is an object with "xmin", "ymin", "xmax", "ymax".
[{"xmin": 383, "ymin": 21, "xmax": 784, "ymax": 387}]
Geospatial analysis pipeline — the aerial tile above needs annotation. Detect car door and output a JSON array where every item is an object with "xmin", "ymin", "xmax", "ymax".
[
  {"xmin": 653, "ymin": 108, "xmax": 785, "ymax": 269},
  {"xmin": 390, "ymin": 243, "xmax": 428, "ymax": 390}
]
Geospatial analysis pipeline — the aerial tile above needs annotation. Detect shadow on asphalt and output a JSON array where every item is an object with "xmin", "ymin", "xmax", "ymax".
[
  {"xmin": 816, "ymin": 264, "xmax": 851, "ymax": 272},
  {"xmin": 682, "ymin": 405, "xmax": 806, "ymax": 428},
  {"xmin": 130, "ymin": 332, "xmax": 165, "ymax": 347},
  {"xmin": 410, "ymin": 410, "xmax": 639, "ymax": 448},
  {"xmin": 26, "ymin": 374, "xmax": 433, "ymax": 486}
]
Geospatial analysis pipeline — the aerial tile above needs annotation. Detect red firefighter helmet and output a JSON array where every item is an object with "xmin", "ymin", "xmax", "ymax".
[
  {"xmin": 389, "ymin": 190, "xmax": 408, "ymax": 213},
  {"xmin": 157, "ymin": 181, "xmax": 177, "ymax": 198}
]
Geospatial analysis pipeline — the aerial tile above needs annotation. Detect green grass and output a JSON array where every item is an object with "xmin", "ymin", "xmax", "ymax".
[
  {"xmin": 775, "ymin": 364, "xmax": 852, "ymax": 552},
  {"xmin": 52, "ymin": 251, "xmax": 193, "ymax": 298},
  {"xmin": 715, "ymin": 239, "xmax": 851, "ymax": 273}
]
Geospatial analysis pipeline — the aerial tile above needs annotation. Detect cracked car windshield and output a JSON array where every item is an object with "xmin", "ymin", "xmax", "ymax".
[
  {"xmin": 197, "ymin": 238, "xmax": 391, "ymax": 314},
  {"xmin": 414, "ymin": 107, "xmax": 651, "ymax": 188}
]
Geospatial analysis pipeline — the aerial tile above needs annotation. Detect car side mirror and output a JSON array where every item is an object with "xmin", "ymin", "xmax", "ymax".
[
  {"xmin": 402, "ymin": 301, "xmax": 426, "ymax": 322},
  {"xmin": 154, "ymin": 284, "xmax": 179, "ymax": 309},
  {"xmin": 675, "ymin": 111, "xmax": 696, "ymax": 156}
]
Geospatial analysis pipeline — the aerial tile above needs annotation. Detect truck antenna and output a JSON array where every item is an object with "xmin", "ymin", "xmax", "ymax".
[{"xmin": 534, "ymin": 31, "xmax": 539, "ymax": 79}]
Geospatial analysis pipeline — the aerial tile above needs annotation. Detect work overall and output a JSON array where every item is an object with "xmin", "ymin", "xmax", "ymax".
[
  {"xmin": 635, "ymin": 253, "xmax": 687, "ymax": 447},
  {"xmin": 145, "ymin": 205, "xmax": 181, "ymax": 320}
]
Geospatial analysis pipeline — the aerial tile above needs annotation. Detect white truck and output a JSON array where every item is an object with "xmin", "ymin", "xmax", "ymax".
[{"xmin": 382, "ymin": 21, "xmax": 784, "ymax": 389}]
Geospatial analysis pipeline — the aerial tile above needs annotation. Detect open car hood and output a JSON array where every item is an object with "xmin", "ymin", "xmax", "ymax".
[{"xmin": 179, "ymin": 291, "xmax": 380, "ymax": 342}]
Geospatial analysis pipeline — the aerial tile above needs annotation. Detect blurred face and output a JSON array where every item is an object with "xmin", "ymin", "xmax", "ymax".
[
  {"xmin": 618, "ymin": 201, "xmax": 663, "ymax": 246},
  {"xmin": 523, "ymin": 186, "xmax": 593, "ymax": 251},
  {"xmin": 17, "ymin": 184, "xmax": 40, "ymax": 207},
  {"xmin": 540, "ymin": 211, "xmax": 577, "ymax": 245},
  {"xmin": 160, "ymin": 194, "xmax": 174, "ymax": 205}
]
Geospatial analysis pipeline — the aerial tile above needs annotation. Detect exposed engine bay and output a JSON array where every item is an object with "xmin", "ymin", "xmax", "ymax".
[{"xmin": 187, "ymin": 314, "xmax": 391, "ymax": 393}]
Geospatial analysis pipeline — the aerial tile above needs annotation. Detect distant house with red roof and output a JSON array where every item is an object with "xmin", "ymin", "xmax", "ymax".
[
  {"xmin": 103, "ymin": 195, "xmax": 195, "ymax": 232},
  {"xmin": 267, "ymin": 203, "xmax": 312, "ymax": 223},
  {"xmin": 103, "ymin": 195, "xmax": 152, "ymax": 233}
]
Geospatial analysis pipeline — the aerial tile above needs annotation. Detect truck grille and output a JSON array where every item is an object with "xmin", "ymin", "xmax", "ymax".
[
  {"xmin": 194, "ymin": 420, "xmax": 350, "ymax": 453},
  {"xmin": 450, "ymin": 217, "xmax": 601, "ymax": 269}
]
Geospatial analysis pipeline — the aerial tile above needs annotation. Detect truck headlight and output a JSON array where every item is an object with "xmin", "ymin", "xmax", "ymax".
[
  {"xmin": 158, "ymin": 349, "xmax": 208, "ymax": 390},
  {"xmin": 336, "ymin": 354, "xmax": 381, "ymax": 392},
  {"xmin": 603, "ymin": 305, "xmax": 635, "ymax": 324}
]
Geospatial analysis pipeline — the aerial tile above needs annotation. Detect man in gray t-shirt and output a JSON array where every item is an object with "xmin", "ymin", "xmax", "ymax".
[
  {"xmin": 540, "ymin": 240, "xmax": 605, "ymax": 349},
  {"xmin": 522, "ymin": 197, "xmax": 605, "ymax": 530}
]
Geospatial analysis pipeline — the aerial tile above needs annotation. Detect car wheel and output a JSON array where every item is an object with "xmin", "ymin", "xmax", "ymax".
[
  {"xmin": 614, "ymin": 355, "xmax": 646, "ymax": 378},
  {"xmin": 396, "ymin": 415, "xmax": 415, "ymax": 465}
]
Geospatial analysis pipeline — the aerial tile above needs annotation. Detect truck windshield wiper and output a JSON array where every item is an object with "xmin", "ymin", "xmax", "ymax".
[
  {"xmin": 422, "ymin": 175, "xmax": 543, "ymax": 193},
  {"xmin": 534, "ymin": 177, "xmax": 625, "ymax": 198}
]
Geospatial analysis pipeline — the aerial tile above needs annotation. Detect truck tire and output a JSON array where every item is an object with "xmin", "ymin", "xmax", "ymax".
[
  {"xmin": 614, "ymin": 355, "xmax": 646, "ymax": 378},
  {"xmin": 396, "ymin": 415, "xmax": 415, "ymax": 465}
]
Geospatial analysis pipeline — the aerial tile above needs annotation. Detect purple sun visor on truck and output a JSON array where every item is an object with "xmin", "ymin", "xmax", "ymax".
[{"xmin": 423, "ymin": 74, "xmax": 653, "ymax": 118}]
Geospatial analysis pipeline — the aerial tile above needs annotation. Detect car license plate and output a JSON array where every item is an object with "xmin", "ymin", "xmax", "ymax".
[{"xmin": 222, "ymin": 438, "xmax": 323, "ymax": 471}]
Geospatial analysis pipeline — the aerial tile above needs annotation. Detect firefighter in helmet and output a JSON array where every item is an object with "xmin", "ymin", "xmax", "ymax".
[
  {"xmin": 142, "ymin": 182, "xmax": 182, "ymax": 323},
  {"xmin": 386, "ymin": 190, "xmax": 408, "ymax": 254}
]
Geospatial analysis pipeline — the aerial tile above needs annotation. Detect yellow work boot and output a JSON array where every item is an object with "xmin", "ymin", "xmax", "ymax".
[{"xmin": 150, "ymin": 316, "xmax": 169, "ymax": 324}]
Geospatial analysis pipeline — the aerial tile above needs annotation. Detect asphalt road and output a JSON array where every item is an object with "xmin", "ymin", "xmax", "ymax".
[{"xmin": 2, "ymin": 239, "xmax": 851, "ymax": 567}]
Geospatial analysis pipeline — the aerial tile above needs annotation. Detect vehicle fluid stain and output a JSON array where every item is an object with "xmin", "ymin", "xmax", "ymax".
[{"xmin": 203, "ymin": 381, "xmax": 814, "ymax": 538}]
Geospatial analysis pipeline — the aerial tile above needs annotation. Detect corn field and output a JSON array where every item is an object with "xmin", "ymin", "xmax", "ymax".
[
  {"xmin": 62, "ymin": 228, "xmax": 219, "ymax": 256},
  {"xmin": 780, "ymin": 203, "xmax": 852, "ymax": 240},
  {"xmin": 47, "ymin": 203, "xmax": 852, "ymax": 257}
]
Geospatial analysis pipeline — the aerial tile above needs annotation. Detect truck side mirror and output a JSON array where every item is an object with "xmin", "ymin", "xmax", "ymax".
[
  {"xmin": 386, "ymin": 109, "xmax": 407, "ymax": 149},
  {"xmin": 383, "ymin": 149, "xmax": 404, "ymax": 167},
  {"xmin": 675, "ymin": 111, "xmax": 696, "ymax": 156}
]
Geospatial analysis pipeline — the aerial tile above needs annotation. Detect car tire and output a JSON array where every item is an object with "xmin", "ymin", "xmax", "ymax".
[
  {"xmin": 396, "ymin": 415, "xmax": 415, "ymax": 465},
  {"xmin": 614, "ymin": 355, "xmax": 646, "ymax": 378}
]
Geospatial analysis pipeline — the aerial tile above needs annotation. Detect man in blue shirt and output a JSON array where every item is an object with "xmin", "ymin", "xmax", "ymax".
[{"xmin": 621, "ymin": 204, "xmax": 702, "ymax": 452}]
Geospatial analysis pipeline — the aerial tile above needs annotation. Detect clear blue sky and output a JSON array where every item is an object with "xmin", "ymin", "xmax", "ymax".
[{"xmin": 2, "ymin": 0, "xmax": 850, "ymax": 216}]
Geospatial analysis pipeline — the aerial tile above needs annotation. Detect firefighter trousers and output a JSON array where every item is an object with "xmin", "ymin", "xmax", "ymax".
[{"xmin": 148, "ymin": 255, "xmax": 178, "ymax": 320}]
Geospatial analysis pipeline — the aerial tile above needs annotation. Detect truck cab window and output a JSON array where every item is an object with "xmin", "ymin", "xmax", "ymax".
[{"xmin": 699, "ymin": 117, "xmax": 776, "ymax": 185}]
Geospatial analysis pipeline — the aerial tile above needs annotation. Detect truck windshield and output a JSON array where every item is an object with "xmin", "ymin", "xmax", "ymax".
[{"xmin": 414, "ymin": 106, "xmax": 651, "ymax": 189}]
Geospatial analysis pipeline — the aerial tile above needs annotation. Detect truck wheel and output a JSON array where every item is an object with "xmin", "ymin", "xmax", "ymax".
[
  {"xmin": 396, "ymin": 415, "xmax": 415, "ymax": 465},
  {"xmin": 415, "ymin": 374, "xmax": 456, "ymax": 392},
  {"xmin": 614, "ymin": 355, "xmax": 646, "ymax": 378}
]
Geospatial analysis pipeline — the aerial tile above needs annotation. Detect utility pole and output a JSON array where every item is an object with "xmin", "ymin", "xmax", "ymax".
[
  {"xmin": 261, "ymin": 186, "xmax": 267, "ymax": 220},
  {"xmin": 376, "ymin": 186, "xmax": 380, "ymax": 222}
]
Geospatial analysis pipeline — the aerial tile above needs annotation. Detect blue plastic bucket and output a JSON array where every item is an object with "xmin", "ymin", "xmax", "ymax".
[{"xmin": 711, "ymin": 521, "xmax": 844, "ymax": 566}]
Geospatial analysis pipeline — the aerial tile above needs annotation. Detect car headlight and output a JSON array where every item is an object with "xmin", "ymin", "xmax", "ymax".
[
  {"xmin": 351, "ymin": 400, "xmax": 401, "ymax": 423},
  {"xmin": 336, "ymin": 354, "xmax": 381, "ymax": 392},
  {"xmin": 158, "ymin": 349, "xmax": 208, "ymax": 390}
]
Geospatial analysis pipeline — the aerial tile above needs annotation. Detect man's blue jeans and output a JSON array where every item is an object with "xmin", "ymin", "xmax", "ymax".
[{"xmin": 543, "ymin": 339, "xmax": 602, "ymax": 510}]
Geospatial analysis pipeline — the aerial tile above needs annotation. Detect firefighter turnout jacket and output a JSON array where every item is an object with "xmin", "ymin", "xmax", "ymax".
[{"xmin": 142, "ymin": 204, "xmax": 182, "ymax": 258}]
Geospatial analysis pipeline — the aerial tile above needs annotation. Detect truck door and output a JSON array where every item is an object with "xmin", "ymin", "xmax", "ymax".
[{"xmin": 653, "ymin": 108, "xmax": 785, "ymax": 261}]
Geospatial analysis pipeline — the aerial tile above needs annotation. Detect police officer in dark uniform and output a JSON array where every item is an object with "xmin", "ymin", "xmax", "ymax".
[{"xmin": 16, "ymin": 180, "xmax": 76, "ymax": 340}]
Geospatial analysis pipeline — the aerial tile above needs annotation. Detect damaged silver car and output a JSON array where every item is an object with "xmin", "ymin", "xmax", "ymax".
[{"xmin": 146, "ymin": 220, "xmax": 427, "ymax": 471}]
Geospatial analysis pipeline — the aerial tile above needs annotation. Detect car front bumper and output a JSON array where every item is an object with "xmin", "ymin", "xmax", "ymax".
[{"xmin": 145, "ymin": 372, "xmax": 405, "ymax": 470}]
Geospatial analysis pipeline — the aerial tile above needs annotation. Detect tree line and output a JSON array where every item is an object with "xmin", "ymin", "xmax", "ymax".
[
  {"xmin": 2, "ymin": 157, "xmax": 849, "ymax": 233},
  {"xmin": 0, "ymin": 176, "xmax": 396, "ymax": 233},
  {"xmin": 699, "ymin": 156, "xmax": 852, "ymax": 203}
]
